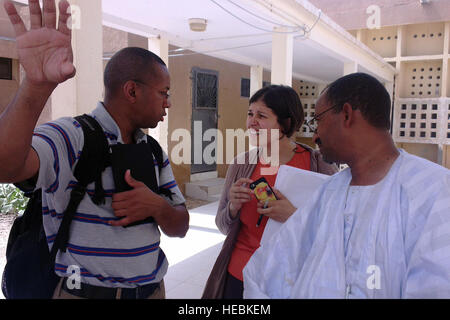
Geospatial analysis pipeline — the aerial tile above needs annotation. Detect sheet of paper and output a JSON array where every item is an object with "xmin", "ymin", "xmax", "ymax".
[{"xmin": 260, "ymin": 165, "xmax": 330, "ymax": 245}]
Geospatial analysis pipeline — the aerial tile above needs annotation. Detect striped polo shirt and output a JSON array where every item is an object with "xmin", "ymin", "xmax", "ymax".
[{"xmin": 31, "ymin": 102, "xmax": 185, "ymax": 288}]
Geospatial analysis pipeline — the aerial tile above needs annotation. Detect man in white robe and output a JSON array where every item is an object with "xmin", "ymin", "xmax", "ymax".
[{"xmin": 243, "ymin": 73, "xmax": 450, "ymax": 299}]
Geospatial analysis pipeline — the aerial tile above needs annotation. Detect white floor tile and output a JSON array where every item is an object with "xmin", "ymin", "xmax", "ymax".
[{"xmin": 166, "ymin": 281, "xmax": 204, "ymax": 299}]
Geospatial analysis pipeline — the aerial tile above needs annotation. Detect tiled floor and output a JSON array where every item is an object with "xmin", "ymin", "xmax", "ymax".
[{"xmin": 161, "ymin": 201, "xmax": 225, "ymax": 299}]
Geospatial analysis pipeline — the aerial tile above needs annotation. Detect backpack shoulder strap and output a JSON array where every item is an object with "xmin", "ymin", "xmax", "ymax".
[
  {"xmin": 74, "ymin": 114, "xmax": 110, "ymax": 193},
  {"xmin": 146, "ymin": 135, "xmax": 175, "ymax": 200},
  {"xmin": 146, "ymin": 134, "xmax": 163, "ymax": 174},
  {"xmin": 51, "ymin": 114, "xmax": 110, "ymax": 254}
]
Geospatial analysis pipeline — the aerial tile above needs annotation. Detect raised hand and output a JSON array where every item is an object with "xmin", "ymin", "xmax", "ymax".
[{"xmin": 4, "ymin": 0, "xmax": 76, "ymax": 86}]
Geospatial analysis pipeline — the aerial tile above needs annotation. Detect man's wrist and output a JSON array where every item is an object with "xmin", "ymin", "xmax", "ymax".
[
  {"xmin": 23, "ymin": 77, "xmax": 57, "ymax": 97},
  {"xmin": 152, "ymin": 195, "xmax": 171, "ymax": 221}
]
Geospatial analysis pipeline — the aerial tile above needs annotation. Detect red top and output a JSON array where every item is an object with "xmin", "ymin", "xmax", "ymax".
[{"xmin": 228, "ymin": 145, "xmax": 311, "ymax": 281}]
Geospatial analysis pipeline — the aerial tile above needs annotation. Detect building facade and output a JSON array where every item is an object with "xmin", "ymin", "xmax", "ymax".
[{"xmin": 1, "ymin": 0, "xmax": 448, "ymax": 196}]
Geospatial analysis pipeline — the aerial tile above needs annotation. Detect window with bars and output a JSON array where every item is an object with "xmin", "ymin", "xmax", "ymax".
[
  {"xmin": 241, "ymin": 78, "xmax": 250, "ymax": 98},
  {"xmin": 0, "ymin": 58, "xmax": 12, "ymax": 80},
  {"xmin": 195, "ymin": 72, "xmax": 218, "ymax": 109}
]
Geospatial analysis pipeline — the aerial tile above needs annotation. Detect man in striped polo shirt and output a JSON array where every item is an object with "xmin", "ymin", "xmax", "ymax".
[{"xmin": 1, "ymin": 0, "xmax": 189, "ymax": 299}]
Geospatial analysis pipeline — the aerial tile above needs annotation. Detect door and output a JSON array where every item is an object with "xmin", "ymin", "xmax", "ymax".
[{"xmin": 191, "ymin": 67, "xmax": 219, "ymax": 174}]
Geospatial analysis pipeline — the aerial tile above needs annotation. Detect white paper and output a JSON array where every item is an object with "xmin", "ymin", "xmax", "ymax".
[{"xmin": 260, "ymin": 165, "xmax": 330, "ymax": 245}]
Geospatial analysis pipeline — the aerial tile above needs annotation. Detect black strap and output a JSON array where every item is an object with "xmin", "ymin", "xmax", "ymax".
[
  {"xmin": 51, "ymin": 115, "xmax": 110, "ymax": 255},
  {"xmin": 50, "ymin": 185, "xmax": 86, "ymax": 255},
  {"xmin": 146, "ymin": 135, "xmax": 163, "ymax": 173},
  {"xmin": 146, "ymin": 135, "xmax": 174, "ymax": 201},
  {"xmin": 74, "ymin": 115, "xmax": 110, "ymax": 204}
]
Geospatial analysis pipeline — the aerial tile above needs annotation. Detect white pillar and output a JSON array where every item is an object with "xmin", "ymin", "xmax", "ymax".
[
  {"xmin": 271, "ymin": 28, "xmax": 293, "ymax": 86},
  {"xmin": 148, "ymin": 36, "xmax": 169, "ymax": 66},
  {"xmin": 384, "ymin": 81, "xmax": 394, "ymax": 105},
  {"xmin": 343, "ymin": 62, "xmax": 358, "ymax": 76},
  {"xmin": 51, "ymin": 0, "xmax": 103, "ymax": 119},
  {"xmin": 147, "ymin": 36, "xmax": 169, "ymax": 153},
  {"xmin": 441, "ymin": 22, "xmax": 449, "ymax": 98},
  {"xmin": 250, "ymin": 65, "xmax": 263, "ymax": 97}
]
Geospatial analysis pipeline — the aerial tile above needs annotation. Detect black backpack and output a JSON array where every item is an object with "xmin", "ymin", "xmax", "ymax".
[{"xmin": 1, "ymin": 114, "xmax": 165, "ymax": 299}]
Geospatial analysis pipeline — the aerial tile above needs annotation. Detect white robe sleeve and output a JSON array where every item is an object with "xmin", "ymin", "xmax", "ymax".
[
  {"xmin": 243, "ymin": 195, "xmax": 324, "ymax": 299},
  {"xmin": 403, "ymin": 174, "xmax": 450, "ymax": 298},
  {"xmin": 243, "ymin": 224, "xmax": 292, "ymax": 299}
]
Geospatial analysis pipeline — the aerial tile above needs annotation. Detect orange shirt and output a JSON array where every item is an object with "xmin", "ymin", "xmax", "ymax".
[{"xmin": 228, "ymin": 145, "xmax": 311, "ymax": 281}]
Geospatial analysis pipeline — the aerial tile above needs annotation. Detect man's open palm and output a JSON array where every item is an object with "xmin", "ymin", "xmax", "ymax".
[{"xmin": 4, "ymin": 0, "xmax": 76, "ymax": 85}]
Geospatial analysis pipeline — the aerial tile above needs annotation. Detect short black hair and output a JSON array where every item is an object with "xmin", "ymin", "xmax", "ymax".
[
  {"xmin": 324, "ymin": 72, "xmax": 391, "ymax": 130},
  {"xmin": 104, "ymin": 47, "xmax": 166, "ymax": 98},
  {"xmin": 249, "ymin": 85, "xmax": 304, "ymax": 138}
]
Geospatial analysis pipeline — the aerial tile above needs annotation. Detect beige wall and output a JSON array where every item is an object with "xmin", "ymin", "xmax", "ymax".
[
  {"xmin": 445, "ymin": 145, "xmax": 450, "ymax": 168},
  {"xmin": 0, "ymin": 39, "xmax": 18, "ymax": 60},
  {"xmin": 0, "ymin": 79, "xmax": 18, "ymax": 114},
  {"xmin": 0, "ymin": 2, "xmax": 19, "ymax": 40},
  {"xmin": 397, "ymin": 142, "xmax": 438, "ymax": 163},
  {"xmin": 103, "ymin": 26, "xmax": 128, "ymax": 54}
]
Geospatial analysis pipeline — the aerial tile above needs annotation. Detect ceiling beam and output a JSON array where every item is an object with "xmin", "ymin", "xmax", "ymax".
[{"xmin": 255, "ymin": 0, "xmax": 396, "ymax": 82}]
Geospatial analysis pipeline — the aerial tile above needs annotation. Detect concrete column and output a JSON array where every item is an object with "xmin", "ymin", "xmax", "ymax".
[
  {"xmin": 441, "ymin": 22, "xmax": 449, "ymax": 98},
  {"xmin": 148, "ymin": 36, "xmax": 169, "ymax": 66},
  {"xmin": 396, "ymin": 26, "xmax": 405, "ymax": 59},
  {"xmin": 356, "ymin": 29, "xmax": 363, "ymax": 42},
  {"xmin": 271, "ymin": 28, "xmax": 293, "ymax": 86},
  {"xmin": 51, "ymin": 0, "xmax": 103, "ymax": 119},
  {"xmin": 250, "ymin": 65, "xmax": 263, "ymax": 97},
  {"xmin": 438, "ymin": 143, "xmax": 444, "ymax": 166},
  {"xmin": 147, "ymin": 36, "xmax": 169, "ymax": 153},
  {"xmin": 384, "ymin": 81, "xmax": 394, "ymax": 105},
  {"xmin": 343, "ymin": 62, "xmax": 358, "ymax": 75}
]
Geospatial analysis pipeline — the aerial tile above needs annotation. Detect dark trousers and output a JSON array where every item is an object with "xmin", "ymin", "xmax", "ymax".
[{"xmin": 223, "ymin": 272, "xmax": 243, "ymax": 299}]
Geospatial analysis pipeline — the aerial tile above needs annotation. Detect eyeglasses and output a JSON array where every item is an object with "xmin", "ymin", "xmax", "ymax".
[
  {"xmin": 304, "ymin": 104, "xmax": 338, "ymax": 133},
  {"xmin": 132, "ymin": 79, "xmax": 170, "ymax": 99}
]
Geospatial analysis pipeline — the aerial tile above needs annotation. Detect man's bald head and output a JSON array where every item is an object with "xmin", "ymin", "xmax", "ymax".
[{"xmin": 103, "ymin": 47, "xmax": 166, "ymax": 99}]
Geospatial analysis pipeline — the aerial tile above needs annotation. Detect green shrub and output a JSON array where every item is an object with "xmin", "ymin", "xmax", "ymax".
[{"xmin": 0, "ymin": 184, "xmax": 28, "ymax": 215}]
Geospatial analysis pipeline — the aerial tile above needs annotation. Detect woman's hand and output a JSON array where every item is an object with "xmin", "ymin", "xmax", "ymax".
[
  {"xmin": 256, "ymin": 189, "xmax": 296, "ymax": 223},
  {"xmin": 228, "ymin": 178, "xmax": 254, "ymax": 218}
]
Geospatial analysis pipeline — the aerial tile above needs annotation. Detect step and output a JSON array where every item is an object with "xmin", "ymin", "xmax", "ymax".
[{"xmin": 185, "ymin": 178, "xmax": 225, "ymax": 201}]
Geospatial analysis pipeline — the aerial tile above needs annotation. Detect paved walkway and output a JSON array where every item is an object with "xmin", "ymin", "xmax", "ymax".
[{"xmin": 163, "ymin": 201, "xmax": 225, "ymax": 298}]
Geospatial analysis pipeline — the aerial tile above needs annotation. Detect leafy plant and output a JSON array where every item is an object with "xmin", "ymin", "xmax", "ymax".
[{"xmin": 0, "ymin": 184, "xmax": 28, "ymax": 215}]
